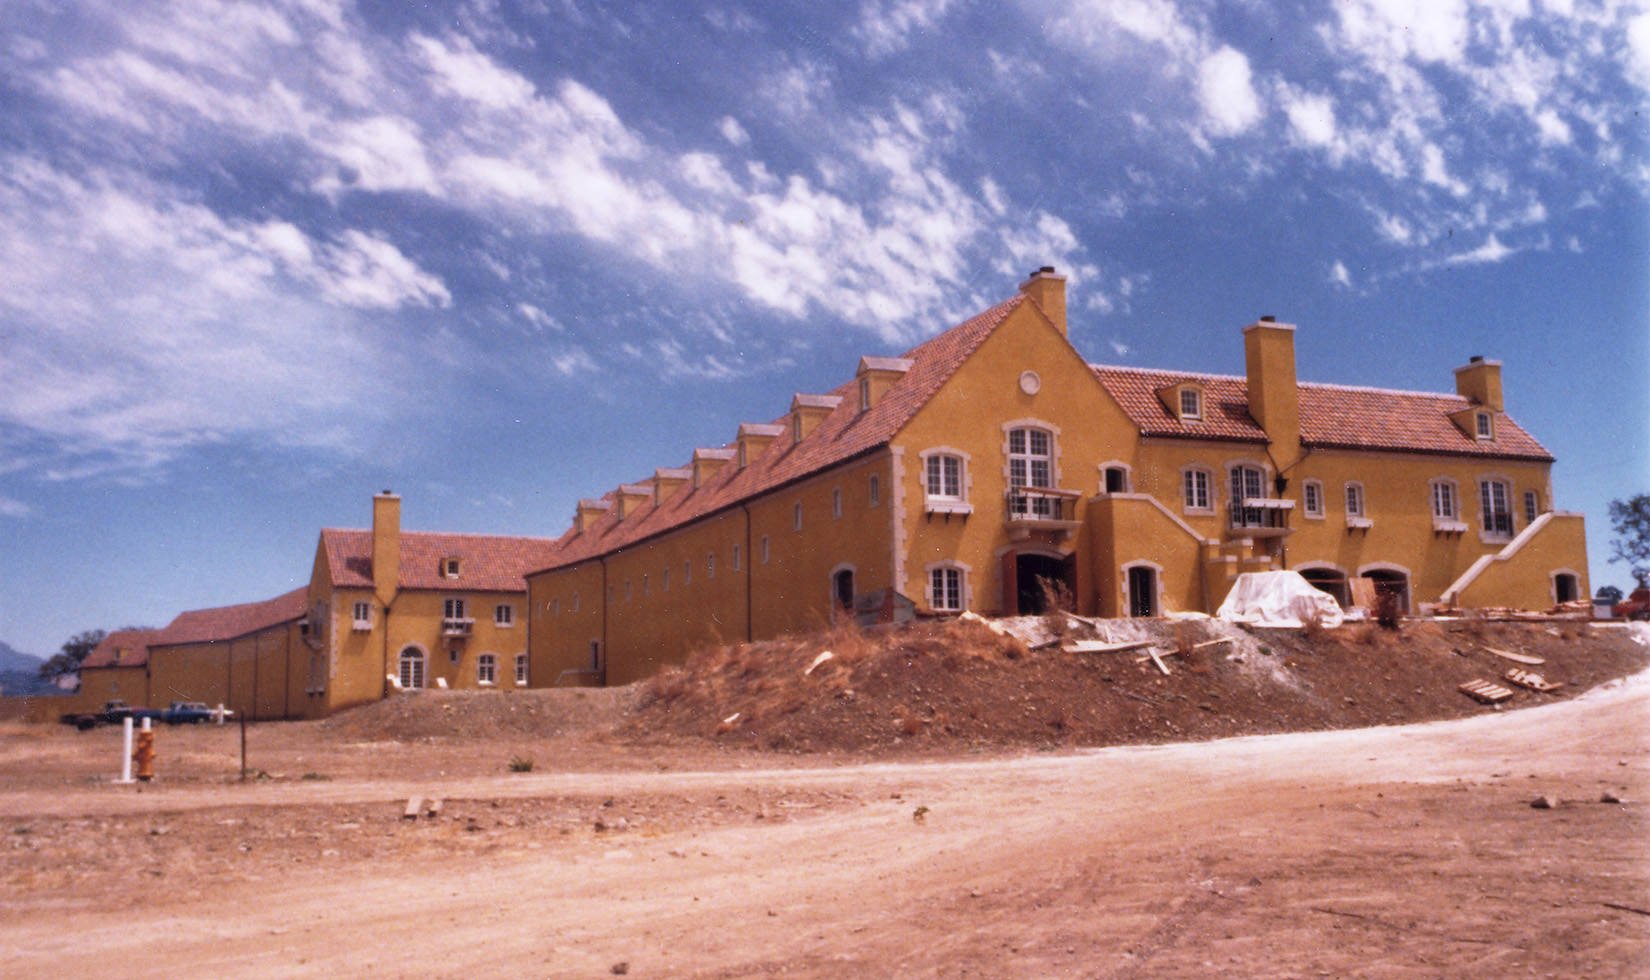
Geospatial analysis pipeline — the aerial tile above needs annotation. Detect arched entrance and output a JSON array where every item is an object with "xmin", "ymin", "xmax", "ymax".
[
  {"xmin": 1298, "ymin": 567, "xmax": 1350, "ymax": 608},
  {"xmin": 1015, "ymin": 553, "xmax": 1074, "ymax": 614},
  {"xmin": 1553, "ymin": 572, "xmax": 1580, "ymax": 604},
  {"xmin": 832, "ymin": 568, "xmax": 855, "ymax": 617},
  {"xmin": 397, "ymin": 647, "xmax": 426, "ymax": 690},
  {"xmin": 1361, "ymin": 569, "xmax": 1411, "ymax": 614}
]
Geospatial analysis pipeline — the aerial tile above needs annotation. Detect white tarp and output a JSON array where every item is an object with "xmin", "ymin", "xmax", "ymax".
[{"xmin": 1216, "ymin": 571, "xmax": 1345, "ymax": 628}]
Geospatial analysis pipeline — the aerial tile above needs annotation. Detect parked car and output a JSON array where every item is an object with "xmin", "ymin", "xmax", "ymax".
[
  {"xmin": 160, "ymin": 701, "xmax": 217, "ymax": 724},
  {"xmin": 59, "ymin": 700, "xmax": 162, "ymax": 730}
]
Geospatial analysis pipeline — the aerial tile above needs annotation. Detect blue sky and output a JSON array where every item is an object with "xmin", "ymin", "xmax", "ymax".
[{"xmin": 1, "ymin": 0, "xmax": 1647, "ymax": 655}]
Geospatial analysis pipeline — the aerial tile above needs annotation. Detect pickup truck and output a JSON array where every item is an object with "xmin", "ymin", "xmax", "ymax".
[
  {"xmin": 160, "ymin": 701, "xmax": 224, "ymax": 724},
  {"xmin": 60, "ymin": 700, "xmax": 163, "ymax": 730}
]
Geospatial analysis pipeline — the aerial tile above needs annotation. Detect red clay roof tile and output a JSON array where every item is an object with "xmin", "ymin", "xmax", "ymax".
[{"xmin": 321, "ymin": 529, "xmax": 562, "ymax": 593}]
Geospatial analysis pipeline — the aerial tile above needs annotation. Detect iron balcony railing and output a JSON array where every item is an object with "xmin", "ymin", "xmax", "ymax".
[
  {"xmin": 441, "ymin": 617, "xmax": 475, "ymax": 636},
  {"xmin": 1005, "ymin": 486, "xmax": 1083, "ymax": 524}
]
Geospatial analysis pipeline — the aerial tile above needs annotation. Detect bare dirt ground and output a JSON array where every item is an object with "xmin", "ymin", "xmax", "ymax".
[{"xmin": 2, "ymin": 622, "xmax": 1648, "ymax": 977}]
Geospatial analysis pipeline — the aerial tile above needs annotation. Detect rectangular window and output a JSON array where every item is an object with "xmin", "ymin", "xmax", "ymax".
[
  {"xmin": 572, "ymin": 592, "xmax": 580, "ymax": 613},
  {"xmin": 1480, "ymin": 480, "xmax": 1513, "ymax": 536},
  {"xmin": 793, "ymin": 501, "xmax": 803, "ymax": 531},
  {"xmin": 494, "ymin": 604, "xmax": 514, "ymax": 626},
  {"xmin": 443, "ymin": 597, "xmax": 466, "ymax": 620},
  {"xmin": 1432, "ymin": 481, "xmax": 1458, "ymax": 520},
  {"xmin": 1344, "ymin": 483, "xmax": 1366, "ymax": 518},
  {"xmin": 707, "ymin": 552, "xmax": 716, "ymax": 578},
  {"xmin": 859, "ymin": 377, "xmax": 871, "ymax": 412},
  {"xmin": 930, "ymin": 567, "xmax": 962, "ymax": 612},
  {"xmin": 832, "ymin": 488, "xmax": 843, "ymax": 519},
  {"xmin": 515, "ymin": 654, "xmax": 528, "ymax": 686},
  {"xmin": 1183, "ymin": 469, "xmax": 1210, "ymax": 511},
  {"xmin": 642, "ymin": 573, "xmax": 649, "ymax": 596},
  {"xmin": 683, "ymin": 560, "xmax": 692, "ymax": 585},
  {"xmin": 477, "ymin": 654, "xmax": 496, "ymax": 685},
  {"xmin": 443, "ymin": 558, "xmax": 461, "ymax": 579},
  {"xmin": 732, "ymin": 543, "xmax": 742, "ymax": 571},
  {"xmin": 1475, "ymin": 412, "xmax": 1493, "ymax": 439},
  {"xmin": 352, "ymin": 601, "xmax": 372, "ymax": 627},
  {"xmin": 738, "ymin": 442, "xmax": 748, "ymax": 468},
  {"xmin": 1524, "ymin": 490, "xmax": 1539, "ymax": 525},
  {"xmin": 662, "ymin": 568, "xmax": 670, "ymax": 592},
  {"xmin": 792, "ymin": 413, "xmax": 803, "ymax": 444},
  {"xmin": 1303, "ymin": 481, "xmax": 1324, "ymax": 518},
  {"xmin": 1179, "ymin": 387, "xmax": 1202, "ymax": 419},
  {"xmin": 869, "ymin": 474, "xmax": 880, "ymax": 506},
  {"xmin": 761, "ymin": 535, "xmax": 770, "ymax": 565},
  {"xmin": 925, "ymin": 455, "xmax": 962, "ymax": 498},
  {"xmin": 624, "ymin": 579, "xmax": 632, "ymax": 601}
]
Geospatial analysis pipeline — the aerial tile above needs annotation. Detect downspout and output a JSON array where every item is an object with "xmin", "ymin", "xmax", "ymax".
[{"xmin": 379, "ymin": 592, "xmax": 399, "ymax": 700}]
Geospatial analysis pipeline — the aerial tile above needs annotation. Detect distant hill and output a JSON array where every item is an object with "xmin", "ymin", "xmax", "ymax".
[{"xmin": 0, "ymin": 640, "xmax": 62, "ymax": 698}]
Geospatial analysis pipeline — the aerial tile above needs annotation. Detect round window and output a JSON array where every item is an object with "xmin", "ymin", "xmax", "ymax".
[{"xmin": 1019, "ymin": 370, "xmax": 1041, "ymax": 395}]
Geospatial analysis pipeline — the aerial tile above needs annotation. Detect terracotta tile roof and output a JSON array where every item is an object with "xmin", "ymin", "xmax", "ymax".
[
  {"xmin": 535, "ymin": 294, "xmax": 1028, "ymax": 574},
  {"xmin": 81, "ymin": 628, "xmax": 163, "ymax": 669},
  {"xmin": 156, "ymin": 587, "xmax": 308, "ymax": 646},
  {"xmin": 321, "ymin": 529, "xmax": 563, "ymax": 592},
  {"xmin": 1092, "ymin": 366, "xmax": 1552, "ymax": 461}
]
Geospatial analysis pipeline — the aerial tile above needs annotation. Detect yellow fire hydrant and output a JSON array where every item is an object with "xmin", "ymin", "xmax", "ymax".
[{"xmin": 133, "ymin": 726, "xmax": 157, "ymax": 782}]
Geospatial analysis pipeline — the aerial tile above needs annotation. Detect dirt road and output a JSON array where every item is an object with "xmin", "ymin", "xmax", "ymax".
[{"xmin": 4, "ymin": 672, "xmax": 1648, "ymax": 977}]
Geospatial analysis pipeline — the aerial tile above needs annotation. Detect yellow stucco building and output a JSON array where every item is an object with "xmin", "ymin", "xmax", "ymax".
[{"xmin": 526, "ymin": 268, "xmax": 1587, "ymax": 685}]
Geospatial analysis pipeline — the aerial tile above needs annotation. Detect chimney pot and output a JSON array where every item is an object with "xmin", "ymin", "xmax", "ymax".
[
  {"xmin": 1260, "ymin": 315, "xmax": 1276, "ymax": 323},
  {"xmin": 1469, "ymin": 355, "xmax": 1484, "ymax": 363},
  {"xmin": 1038, "ymin": 265, "xmax": 1055, "ymax": 274}
]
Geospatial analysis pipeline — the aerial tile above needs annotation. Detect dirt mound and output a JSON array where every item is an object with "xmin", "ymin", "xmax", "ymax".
[
  {"xmin": 320, "ymin": 687, "xmax": 635, "ymax": 742},
  {"xmin": 626, "ymin": 616, "xmax": 1650, "ymax": 755}
]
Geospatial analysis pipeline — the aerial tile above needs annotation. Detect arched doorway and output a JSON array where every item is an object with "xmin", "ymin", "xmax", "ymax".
[
  {"xmin": 832, "ymin": 568, "xmax": 855, "ymax": 618},
  {"xmin": 1298, "ymin": 567, "xmax": 1350, "ymax": 608},
  {"xmin": 397, "ymin": 647, "xmax": 425, "ymax": 690},
  {"xmin": 1361, "ymin": 569, "xmax": 1410, "ymax": 615},
  {"xmin": 1553, "ymin": 572, "xmax": 1580, "ymax": 604},
  {"xmin": 1016, "ymin": 553, "xmax": 1074, "ymax": 614},
  {"xmin": 1125, "ymin": 564, "xmax": 1159, "ymax": 617}
]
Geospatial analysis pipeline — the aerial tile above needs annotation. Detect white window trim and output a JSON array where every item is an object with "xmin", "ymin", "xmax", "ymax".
[
  {"xmin": 923, "ymin": 560, "xmax": 971, "ymax": 613},
  {"xmin": 793, "ymin": 501, "xmax": 804, "ymax": 531},
  {"xmin": 732, "ymin": 543, "xmax": 741, "ymax": 571},
  {"xmin": 351, "ymin": 600, "xmax": 373, "ymax": 631},
  {"xmin": 832, "ymin": 487, "xmax": 843, "ymax": 520},
  {"xmin": 858, "ymin": 376, "xmax": 871, "ymax": 413},
  {"xmin": 919, "ymin": 446, "xmax": 973, "ymax": 514},
  {"xmin": 1302, "ymin": 479, "xmax": 1325, "ymax": 519},
  {"xmin": 1549, "ymin": 567, "xmax": 1583, "ymax": 605},
  {"xmin": 514, "ymin": 653, "xmax": 528, "ymax": 687},
  {"xmin": 1523, "ymin": 489, "xmax": 1540, "ymax": 525},
  {"xmin": 1474, "ymin": 411, "xmax": 1494, "ymax": 441},
  {"xmin": 476, "ymin": 653, "xmax": 497, "ymax": 687},
  {"xmin": 1477, "ymin": 475, "xmax": 1515, "ymax": 542},
  {"xmin": 1000, "ymin": 418, "xmax": 1063, "ymax": 489},
  {"xmin": 1180, "ymin": 465, "xmax": 1214, "ymax": 515},
  {"xmin": 1343, "ymin": 481, "xmax": 1368, "ymax": 519},
  {"xmin": 494, "ymin": 603, "xmax": 515, "ymax": 627},
  {"xmin": 760, "ymin": 535, "xmax": 770, "ymax": 565},
  {"xmin": 868, "ymin": 473, "xmax": 881, "ymax": 507},
  {"xmin": 1098, "ymin": 461, "xmax": 1133, "ymax": 495},
  {"xmin": 1178, "ymin": 386, "xmax": 1203, "ymax": 421},
  {"xmin": 1120, "ymin": 559, "xmax": 1165, "ymax": 616},
  {"xmin": 397, "ymin": 645, "xmax": 428, "ymax": 691}
]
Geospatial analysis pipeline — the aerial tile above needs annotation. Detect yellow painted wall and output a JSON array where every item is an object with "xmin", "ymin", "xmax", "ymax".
[
  {"xmin": 328, "ymin": 587, "xmax": 529, "ymax": 703},
  {"xmin": 1085, "ymin": 495, "xmax": 1211, "ymax": 616},
  {"xmin": 893, "ymin": 301, "xmax": 1136, "ymax": 615},
  {"xmin": 1451, "ymin": 513, "xmax": 1589, "ymax": 608},
  {"xmin": 529, "ymin": 560, "xmax": 607, "ymax": 687},
  {"xmin": 72, "ymin": 667, "xmax": 148, "ymax": 713},
  {"xmin": 147, "ymin": 643, "xmax": 230, "ymax": 708}
]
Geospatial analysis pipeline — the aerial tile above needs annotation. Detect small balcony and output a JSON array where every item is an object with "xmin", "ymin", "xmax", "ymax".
[
  {"xmin": 351, "ymin": 619, "xmax": 372, "ymax": 632},
  {"xmin": 1004, "ymin": 487, "xmax": 1084, "ymax": 539},
  {"xmin": 1229, "ymin": 498, "xmax": 1294, "ymax": 538},
  {"xmin": 441, "ymin": 617, "xmax": 475, "ymax": 637}
]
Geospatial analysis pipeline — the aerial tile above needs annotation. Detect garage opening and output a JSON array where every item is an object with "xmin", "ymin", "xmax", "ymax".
[
  {"xmin": 1016, "ymin": 553, "xmax": 1074, "ymax": 615},
  {"xmin": 1361, "ymin": 569, "xmax": 1410, "ymax": 615},
  {"xmin": 1299, "ymin": 567, "xmax": 1350, "ymax": 608}
]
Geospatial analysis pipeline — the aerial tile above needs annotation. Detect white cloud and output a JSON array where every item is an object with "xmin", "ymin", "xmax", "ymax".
[
  {"xmin": 1198, "ymin": 46, "xmax": 1262, "ymax": 137},
  {"xmin": 1444, "ymin": 232, "xmax": 1516, "ymax": 265},
  {"xmin": 1330, "ymin": 260, "xmax": 1352, "ymax": 288},
  {"xmin": 1625, "ymin": 12, "xmax": 1650, "ymax": 91},
  {"xmin": 516, "ymin": 303, "xmax": 561, "ymax": 332},
  {"xmin": 718, "ymin": 116, "xmax": 750, "ymax": 147},
  {"xmin": 1284, "ymin": 91, "xmax": 1338, "ymax": 150},
  {"xmin": 1533, "ymin": 109, "xmax": 1572, "ymax": 146},
  {"xmin": 0, "ymin": 495, "xmax": 31, "ymax": 518},
  {"xmin": 550, "ymin": 347, "xmax": 598, "ymax": 377},
  {"xmin": 853, "ymin": 0, "xmax": 956, "ymax": 58},
  {"xmin": 1107, "ymin": 338, "xmax": 1131, "ymax": 357},
  {"xmin": 0, "ymin": 157, "xmax": 432, "ymax": 478}
]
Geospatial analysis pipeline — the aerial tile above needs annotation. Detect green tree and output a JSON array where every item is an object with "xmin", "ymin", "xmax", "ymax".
[
  {"xmin": 36, "ymin": 629, "xmax": 107, "ymax": 681},
  {"xmin": 1596, "ymin": 584, "xmax": 1624, "ymax": 603},
  {"xmin": 1610, "ymin": 494, "xmax": 1650, "ymax": 588}
]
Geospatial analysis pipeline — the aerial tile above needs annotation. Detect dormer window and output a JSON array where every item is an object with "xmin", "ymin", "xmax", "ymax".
[
  {"xmin": 738, "ymin": 442, "xmax": 748, "ymax": 468},
  {"xmin": 1179, "ymin": 387, "xmax": 1202, "ymax": 420},
  {"xmin": 792, "ymin": 412, "xmax": 803, "ymax": 444},
  {"xmin": 442, "ymin": 557, "xmax": 461, "ymax": 579},
  {"xmin": 859, "ymin": 377, "xmax": 871, "ymax": 413},
  {"xmin": 1474, "ymin": 411, "xmax": 1493, "ymax": 440}
]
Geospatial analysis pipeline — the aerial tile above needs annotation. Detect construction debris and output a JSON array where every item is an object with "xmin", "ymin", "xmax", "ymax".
[
  {"xmin": 1503, "ymin": 668, "xmax": 1563, "ymax": 693},
  {"xmin": 1485, "ymin": 646, "xmax": 1545, "ymax": 665},
  {"xmin": 803, "ymin": 651, "xmax": 835, "ymax": 676},
  {"xmin": 1062, "ymin": 639, "xmax": 1154, "ymax": 655},
  {"xmin": 1147, "ymin": 649, "xmax": 1171, "ymax": 675},
  {"xmin": 402, "ymin": 796, "xmax": 423, "ymax": 820},
  {"xmin": 1459, "ymin": 679, "xmax": 1515, "ymax": 704},
  {"xmin": 425, "ymin": 798, "xmax": 443, "ymax": 818},
  {"xmin": 1530, "ymin": 795, "xmax": 1559, "ymax": 809}
]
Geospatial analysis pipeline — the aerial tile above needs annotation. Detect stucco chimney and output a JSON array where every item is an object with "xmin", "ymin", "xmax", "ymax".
[
  {"xmin": 1018, "ymin": 266, "xmax": 1067, "ymax": 336},
  {"xmin": 1453, "ymin": 355, "xmax": 1504, "ymax": 412},
  {"xmin": 1243, "ymin": 318, "xmax": 1300, "ymax": 454},
  {"xmin": 371, "ymin": 491, "xmax": 400, "ymax": 607}
]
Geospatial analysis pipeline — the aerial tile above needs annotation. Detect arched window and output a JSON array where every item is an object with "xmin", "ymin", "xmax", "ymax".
[
  {"xmin": 476, "ymin": 653, "xmax": 496, "ymax": 686},
  {"xmin": 398, "ymin": 647, "xmax": 425, "ymax": 690}
]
